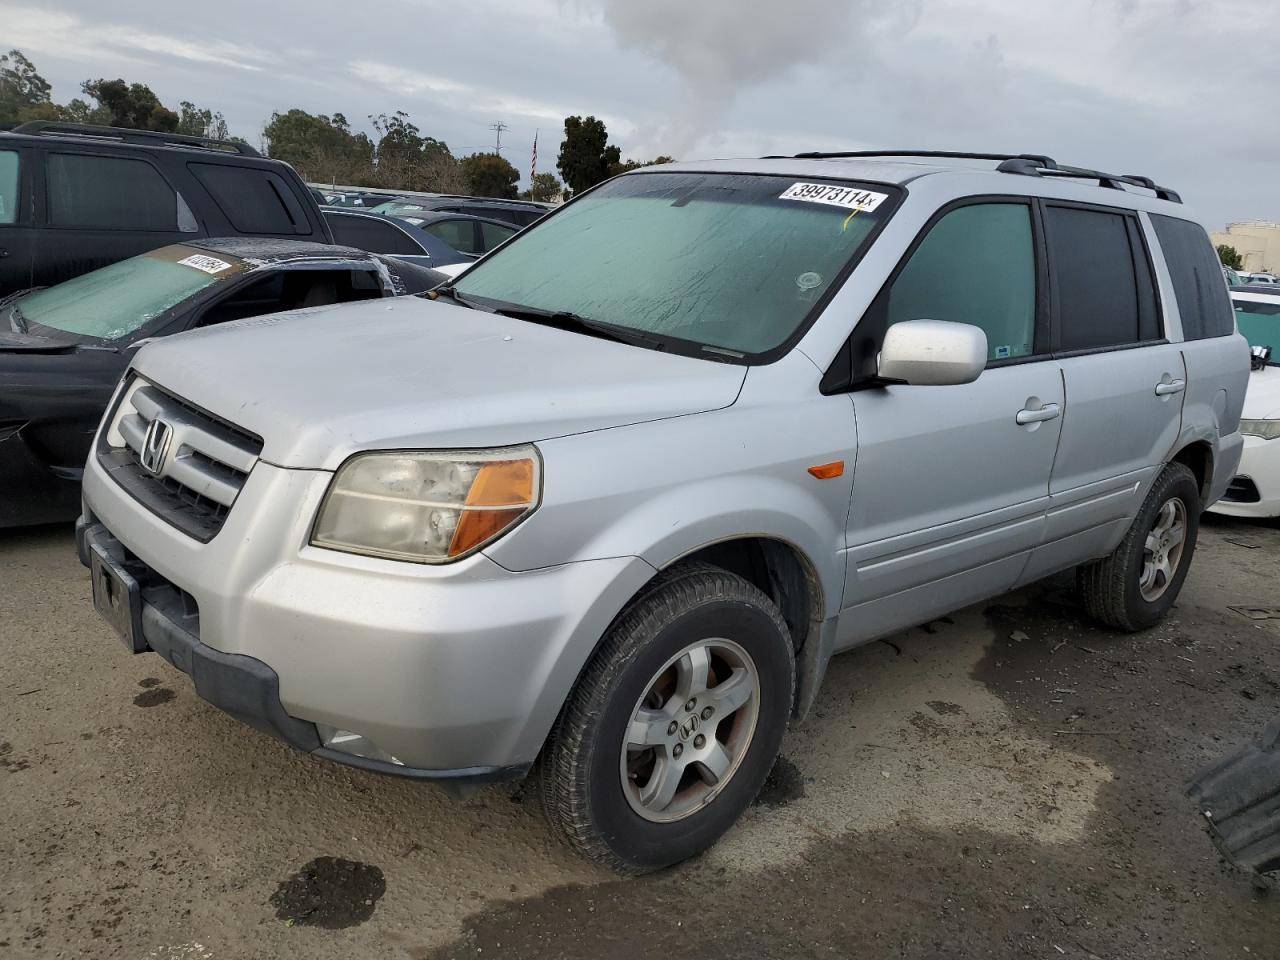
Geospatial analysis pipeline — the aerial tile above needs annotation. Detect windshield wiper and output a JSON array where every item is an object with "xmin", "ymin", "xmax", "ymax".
[
  {"xmin": 490, "ymin": 302, "xmax": 668, "ymax": 350},
  {"xmin": 427, "ymin": 285, "xmax": 488, "ymax": 311},
  {"xmin": 9, "ymin": 304, "xmax": 27, "ymax": 334}
]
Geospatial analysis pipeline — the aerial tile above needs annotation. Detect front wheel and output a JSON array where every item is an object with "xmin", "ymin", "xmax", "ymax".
[
  {"xmin": 540, "ymin": 563, "xmax": 795, "ymax": 873},
  {"xmin": 1078, "ymin": 461, "xmax": 1201, "ymax": 632}
]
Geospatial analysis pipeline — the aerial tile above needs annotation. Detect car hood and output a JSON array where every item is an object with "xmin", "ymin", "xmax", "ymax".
[
  {"xmin": 1243, "ymin": 364, "xmax": 1280, "ymax": 420},
  {"xmin": 0, "ymin": 329, "xmax": 87, "ymax": 353},
  {"xmin": 130, "ymin": 297, "xmax": 746, "ymax": 470}
]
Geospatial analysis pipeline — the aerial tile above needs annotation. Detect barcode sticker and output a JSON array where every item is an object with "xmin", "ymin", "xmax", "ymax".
[
  {"xmin": 177, "ymin": 254, "xmax": 233, "ymax": 275},
  {"xmin": 779, "ymin": 183, "xmax": 888, "ymax": 212}
]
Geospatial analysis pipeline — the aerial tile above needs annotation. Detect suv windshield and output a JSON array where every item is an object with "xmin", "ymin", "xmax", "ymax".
[
  {"xmin": 454, "ymin": 172, "xmax": 897, "ymax": 359},
  {"xmin": 1233, "ymin": 294, "xmax": 1280, "ymax": 361},
  {"xmin": 14, "ymin": 246, "xmax": 247, "ymax": 343}
]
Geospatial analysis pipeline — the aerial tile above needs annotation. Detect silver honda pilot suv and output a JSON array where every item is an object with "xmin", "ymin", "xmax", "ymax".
[{"xmin": 79, "ymin": 152, "xmax": 1250, "ymax": 873}]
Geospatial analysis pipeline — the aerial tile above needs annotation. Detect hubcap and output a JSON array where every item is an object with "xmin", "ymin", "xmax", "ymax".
[
  {"xmin": 1140, "ymin": 496, "xmax": 1187, "ymax": 602},
  {"xmin": 620, "ymin": 638, "xmax": 761, "ymax": 823}
]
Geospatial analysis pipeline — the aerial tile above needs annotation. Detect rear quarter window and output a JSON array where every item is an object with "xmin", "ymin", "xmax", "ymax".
[
  {"xmin": 188, "ymin": 163, "xmax": 312, "ymax": 236},
  {"xmin": 1150, "ymin": 214, "xmax": 1235, "ymax": 339}
]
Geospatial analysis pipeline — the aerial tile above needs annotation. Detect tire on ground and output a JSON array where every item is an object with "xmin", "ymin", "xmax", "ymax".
[
  {"xmin": 540, "ymin": 561, "xmax": 795, "ymax": 874},
  {"xmin": 1077, "ymin": 461, "xmax": 1202, "ymax": 632}
]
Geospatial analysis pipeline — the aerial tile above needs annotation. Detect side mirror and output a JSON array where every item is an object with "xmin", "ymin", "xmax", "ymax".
[{"xmin": 878, "ymin": 319, "xmax": 988, "ymax": 386}]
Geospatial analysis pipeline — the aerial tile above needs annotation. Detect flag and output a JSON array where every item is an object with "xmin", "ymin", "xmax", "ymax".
[{"xmin": 531, "ymin": 130, "xmax": 538, "ymax": 184}]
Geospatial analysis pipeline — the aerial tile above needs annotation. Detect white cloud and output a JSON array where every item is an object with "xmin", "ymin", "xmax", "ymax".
[{"xmin": 1, "ymin": 3, "xmax": 269, "ymax": 71}]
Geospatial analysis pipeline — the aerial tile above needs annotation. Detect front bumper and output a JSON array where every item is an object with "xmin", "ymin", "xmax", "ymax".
[
  {"xmin": 1208, "ymin": 434, "xmax": 1280, "ymax": 519},
  {"xmin": 80, "ymin": 454, "xmax": 654, "ymax": 779}
]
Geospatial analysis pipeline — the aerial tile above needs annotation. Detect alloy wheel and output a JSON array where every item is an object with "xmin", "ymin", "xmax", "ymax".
[
  {"xmin": 1140, "ymin": 496, "xmax": 1187, "ymax": 602},
  {"xmin": 619, "ymin": 638, "xmax": 761, "ymax": 823}
]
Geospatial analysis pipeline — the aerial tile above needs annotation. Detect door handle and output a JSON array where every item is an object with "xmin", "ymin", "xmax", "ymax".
[
  {"xmin": 0, "ymin": 247, "xmax": 9, "ymax": 259},
  {"xmin": 1016, "ymin": 402, "xmax": 1060, "ymax": 425},
  {"xmin": 1154, "ymin": 378, "xmax": 1186, "ymax": 397}
]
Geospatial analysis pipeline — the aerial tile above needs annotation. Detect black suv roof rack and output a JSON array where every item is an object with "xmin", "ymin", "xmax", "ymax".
[
  {"xmin": 766, "ymin": 150, "xmax": 1181, "ymax": 203},
  {"xmin": 9, "ymin": 121, "xmax": 261, "ymax": 157}
]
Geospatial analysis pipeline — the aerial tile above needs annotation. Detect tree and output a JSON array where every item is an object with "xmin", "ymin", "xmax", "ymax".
[
  {"xmin": 420, "ymin": 138, "xmax": 468, "ymax": 194},
  {"xmin": 81, "ymin": 78, "xmax": 178, "ymax": 131},
  {"xmin": 557, "ymin": 115, "xmax": 620, "ymax": 194},
  {"xmin": 263, "ymin": 109, "xmax": 373, "ymax": 184},
  {"xmin": 0, "ymin": 49, "xmax": 53, "ymax": 122},
  {"xmin": 176, "ymin": 101, "xmax": 229, "ymax": 140},
  {"xmin": 609, "ymin": 155, "xmax": 674, "ymax": 177},
  {"xmin": 1217, "ymin": 244, "xmax": 1244, "ymax": 271},
  {"xmin": 524, "ymin": 172, "xmax": 563, "ymax": 202},
  {"xmin": 462, "ymin": 153, "xmax": 520, "ymax": 198}
]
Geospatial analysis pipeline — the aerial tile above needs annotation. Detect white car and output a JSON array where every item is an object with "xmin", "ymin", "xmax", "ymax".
[
  {"xmin": 430, "ymin": 260, "xmax": 470, "ymax": 281},
  {"xmin": 1246, "ymin": 272, "xmax": 1279, "ymax": 285},
  {"xmin": 1211, "ymin": 288, "xmax": 1280, "ymax": 518}
]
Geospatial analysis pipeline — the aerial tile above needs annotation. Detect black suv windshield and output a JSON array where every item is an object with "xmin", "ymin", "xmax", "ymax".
[{"xmin": 454, "ymin": 172, "xmax": 897, "ymax": 360}]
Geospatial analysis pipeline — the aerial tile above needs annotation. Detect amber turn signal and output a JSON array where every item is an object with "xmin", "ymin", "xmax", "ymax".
[
  {"xmin": 807, "ymin": 461, "xmax": 845, "ymax": 480},
  {"xmin": 449, "ymin": 458, "xmax": 537, "ymax": 556}
]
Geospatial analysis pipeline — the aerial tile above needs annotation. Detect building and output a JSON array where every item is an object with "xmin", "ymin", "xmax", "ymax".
[{"xmin": 1211, "ymin": 220, "xmax": 1280, "ymax": 274}]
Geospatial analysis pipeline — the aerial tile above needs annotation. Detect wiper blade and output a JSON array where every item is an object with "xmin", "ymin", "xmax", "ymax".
[
  {"xmin": 427, "ymin": 285, "xmax": 488, "ymax": 311},
  {"xmin": 492, "ymin": 303, "xmax": 667, "ymax": 349}
]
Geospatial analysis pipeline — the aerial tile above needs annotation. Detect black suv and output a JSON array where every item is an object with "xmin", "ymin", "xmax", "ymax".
[{"xmin": 0, "ymin": 122, "xmax": 332, "ymax": 295}]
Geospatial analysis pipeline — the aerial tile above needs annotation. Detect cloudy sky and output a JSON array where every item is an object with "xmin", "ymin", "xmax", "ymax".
[{"xmin": 3, "ymin": 0, "xmax": 1274, "ymax": 227}]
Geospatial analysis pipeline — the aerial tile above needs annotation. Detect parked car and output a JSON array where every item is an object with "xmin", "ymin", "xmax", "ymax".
[
  {"xmin": 0, "ymin": 122, "xmax": 332, "ymax": 296},
  {"xmin": 370, "ymin": 195, "xmax": 551, "ymax": 227},
  {"xmin": 0, "ymin": 238, "xmax": 438, "ymax": 528},
  {"xmin": 322, "ymin": 209, "xmax": 476, "ymax": 269},
  {"xmin": 78, "ymin": 152, "xmax": 1248, "ymax": 873},
  {"xmin": 404, "ymin": 211, "xmax": 519, "ymax": 258},
  {"xmin": 1246, "ymin": 273, "xmax": 1279, "ymax": 285},
  {"xmin": 321, "ymin": 190, "xmax": 399, "ymax": 209},
  {"xmin": 1208, "ymin": 286, "xmax": 1280, "ymax": 518}
]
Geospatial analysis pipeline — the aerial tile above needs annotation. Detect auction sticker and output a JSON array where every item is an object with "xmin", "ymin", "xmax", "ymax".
[
  {"xmin": 177, "ymin": 254, "xmax": 233, "ymax": 275},
  {"xmin": 779, "ymin": 182, "xmax": 888, "ymax": 212}
]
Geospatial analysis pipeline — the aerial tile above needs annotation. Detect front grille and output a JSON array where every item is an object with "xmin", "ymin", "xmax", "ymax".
[
  {"xmin": 97, "ymin": 378, "xmax": 264, "ymax": 541},
  {"xmin": 1223, "ymin": 476, "xmax": 1262, "ymax": 504}
]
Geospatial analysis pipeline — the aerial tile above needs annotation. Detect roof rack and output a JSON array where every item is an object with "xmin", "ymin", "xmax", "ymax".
[
  {"xmin": 10, "ymin": 121, "xmax": 261, "ymax": 157},
  {"xmin": 766, "ymin": 150, "xmax": 1181, "ymax": 204}
]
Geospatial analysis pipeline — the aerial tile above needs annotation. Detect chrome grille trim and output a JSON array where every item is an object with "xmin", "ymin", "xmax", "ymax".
[{"xmin": 99, "ymin": 376, "xmax": 264, "ymax": 541}]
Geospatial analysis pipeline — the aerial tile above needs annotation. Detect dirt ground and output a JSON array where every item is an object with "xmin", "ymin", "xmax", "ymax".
[{"xmin": 2, "ymin": 515, "xmax": 1278, "ymax": 959}]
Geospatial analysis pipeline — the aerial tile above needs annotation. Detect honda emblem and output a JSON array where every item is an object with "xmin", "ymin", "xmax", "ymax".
[{"xmin": 139, "ymin": 419, "xmax": 173, "ymax": 475}]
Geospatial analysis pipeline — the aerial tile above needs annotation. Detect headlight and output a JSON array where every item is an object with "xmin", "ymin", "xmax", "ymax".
[
  {"xmin": 311, "ymin": 446, "xmax": 540, "ymax": 563},
  {"xmin": 1240, "ymin": 419, "xmax": 1280, "ymax": 441}
]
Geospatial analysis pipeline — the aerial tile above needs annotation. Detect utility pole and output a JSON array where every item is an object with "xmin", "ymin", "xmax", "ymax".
[{"xmin": 490, "ymin": 121, "xmax": 509, "ymax": 155}]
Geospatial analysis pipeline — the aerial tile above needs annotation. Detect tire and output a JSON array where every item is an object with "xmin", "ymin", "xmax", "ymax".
[
  {"xmin": 540, "ymin": 562, "xmax": 795, "ymax": 874},
  {"xmin": 1077, "ymin": 461, "xmax": 1201, "ymax": 632}
]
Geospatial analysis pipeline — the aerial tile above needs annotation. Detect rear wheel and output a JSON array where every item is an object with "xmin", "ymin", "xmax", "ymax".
[
  {"xmin": 540, "ymin": 563, "xmax": 794, "ymax": 873},
  {"xmin": 1078, "ymin": 461, "xmax": 1201, "ymax": 632}
]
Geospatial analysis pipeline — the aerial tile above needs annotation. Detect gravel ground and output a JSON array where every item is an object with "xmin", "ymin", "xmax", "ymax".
[{"xmin": 2, "ymin": 515, "xmax": 1278, "ymax": 959}]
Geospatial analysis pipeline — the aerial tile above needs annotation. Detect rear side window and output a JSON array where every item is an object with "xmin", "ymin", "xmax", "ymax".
[
  {"xmin": 479, "ymin": 220, "xmax": 516, "ymax": 251},
  {"xmin": 0, "ymin": 150, "xmax": 18, "ymax": 224},
  {"xmin": 189, "ymin": 163, "xmax": 311, "ymax": 235},
  {"xmin": 886, "ymin": 202, "xmax": 1038, "ymax": 362},
  {"xmin": 48, "ymin": 154, "xmax": 189, "ymax": 231},
  {"xmin": 1044, "ymin": 206, "xmax": 1160, "ymax": 351},
  {"xmin": 1150, "ymin": 214, "xmax": 1235, "ymax": 339},
  {"xmin": 327, "ymin": 215, "xmax": 422, "ymax": 256},
  {"xmin": 424, "ymin": 218, "xmax": 480, "ymax": 254}
]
